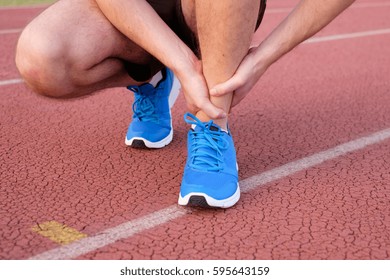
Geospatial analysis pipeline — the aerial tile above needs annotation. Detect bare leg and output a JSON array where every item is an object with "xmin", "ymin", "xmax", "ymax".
[
  {"xmin": 15, "ymin": 0, "xmax": 162, "ymax": 98},
  {"xmin": 182, "ymin": 0, "xmax": 260, "ymax": 130}
]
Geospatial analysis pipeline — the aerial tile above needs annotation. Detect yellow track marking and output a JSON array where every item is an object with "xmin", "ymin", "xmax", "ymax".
[{"xmin": 32, "ymin": 221, "xmax": 87, "ymax": 245}]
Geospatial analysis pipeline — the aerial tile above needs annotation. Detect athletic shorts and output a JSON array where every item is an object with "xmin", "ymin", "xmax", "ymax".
[
  {"xmin": 126, "ymin": 0, "xmax": 267, "ymax": 81},
  {"xmin": 148, "ymin": 0, "xmax": 267, "ymax": 54}
]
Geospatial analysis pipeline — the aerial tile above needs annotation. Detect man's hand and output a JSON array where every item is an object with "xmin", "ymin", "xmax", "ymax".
[
  {"xmin": 175, "ymin": 59, "xmax": 227, "ymax": 119},
  {"xmin": 210, "ymin": 0, "xmax": 356, "ymax": 110},
  {"xmin": 209, "ymin": 47, "xmax": 268, "ymax": 109}
]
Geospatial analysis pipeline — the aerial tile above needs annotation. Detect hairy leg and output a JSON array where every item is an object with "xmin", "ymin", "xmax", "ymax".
[
  {"xmin": 182, "ymin": 0, "xmax": 260, "ymax": 129},
  {"xmin": 15, "ymin": 0, "xmax": 162, "ymax": 98}
]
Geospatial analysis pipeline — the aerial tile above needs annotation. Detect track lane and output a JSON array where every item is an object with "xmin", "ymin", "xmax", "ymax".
[
  {"xmin": 1, "ymin": 0, "xmax": 389, "ymax": 259},
  {"xmin": 77, "ymin": 139, "xmax": 390, "ymax": 260}
]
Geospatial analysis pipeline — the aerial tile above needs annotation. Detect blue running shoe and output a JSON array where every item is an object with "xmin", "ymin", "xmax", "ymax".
[
  {"xmin": 125, "ymin": 68, "xmax": 180, "ymax": 148},
  {"xmin": 178, "ymin": 113, "xmax": 240, "ymax": 208}
]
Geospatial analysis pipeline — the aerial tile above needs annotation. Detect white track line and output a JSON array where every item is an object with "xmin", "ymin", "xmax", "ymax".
[
  {"xmin": 353, "ymin": 2, "xmax": 390, "ymax": 8},
  {"xmin": 240, "ymin": 129, "xmax": 390, "ymax": 192},
  {"xmin": 0, "ymin": 28, "xmax": 22, "ymax": 35},
  {"xmin": 0, "ymin": 78, "xmax": 23, "ymax": 86},
  {"xmin": 305, "ymin": 28, "xmax": 390, "ymax": 43},
  {"xmin": 266, "ymin": 1, "xmax": 390, "ymax": 14},
  {"xmin": 30, "ymin": 127, "xmax": 390, "ymax": 260}
]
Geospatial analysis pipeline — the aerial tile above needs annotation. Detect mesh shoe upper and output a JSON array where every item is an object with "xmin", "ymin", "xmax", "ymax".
[
  {"xmin": 126, "ymin": 68, "xmax": 176, "ymax": 146},
  {"xmin": 179, "ymin": 113, "xmax": 239, "ymax": 204}
]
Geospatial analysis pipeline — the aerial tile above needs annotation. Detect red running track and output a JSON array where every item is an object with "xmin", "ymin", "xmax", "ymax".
[{"xmin": 0, "ymin": 0, "xmax": 390, "ymax": 260}]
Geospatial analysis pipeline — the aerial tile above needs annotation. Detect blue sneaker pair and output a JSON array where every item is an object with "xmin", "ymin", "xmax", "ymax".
[{"xmin": 126, "ymin": 68, "xmax": 239, "ymax": 208}]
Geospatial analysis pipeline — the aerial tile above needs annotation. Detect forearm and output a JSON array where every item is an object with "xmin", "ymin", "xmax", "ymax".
[
  {"xmin": 254, "ymin": 0, "xmax": 355, "ymax": 68},
  {"xmin": 95, "ymin": 0, "xmax": 199, "ymax": 78}
]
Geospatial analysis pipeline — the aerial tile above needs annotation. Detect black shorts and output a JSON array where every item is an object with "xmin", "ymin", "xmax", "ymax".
[
  {"xmin": 126, "ymin": 0, "xmax": 267, "ymax": 81},
  {"xmin": 149, "ymin": 0, "xmax": 267, "ymax": 55}
]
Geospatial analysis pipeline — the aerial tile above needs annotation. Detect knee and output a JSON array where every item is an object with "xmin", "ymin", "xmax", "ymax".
[{"xmin": 15, "ymin": 26, "xmax": 74, "ymax": 98}]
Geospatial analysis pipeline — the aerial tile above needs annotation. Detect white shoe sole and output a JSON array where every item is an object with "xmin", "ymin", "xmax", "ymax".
[
  {"xmin": 178, "ymin": 184, "xmax": 240, "ymax": 208},
  {"xmin": 125, "ymin": 129, "xmax": 173, "ymax": 148}
]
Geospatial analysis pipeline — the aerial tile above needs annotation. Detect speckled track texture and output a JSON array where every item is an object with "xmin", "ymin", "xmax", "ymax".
[{"xmin": 1, "ymin": 0, "xmax": 390, "ymax": 260}]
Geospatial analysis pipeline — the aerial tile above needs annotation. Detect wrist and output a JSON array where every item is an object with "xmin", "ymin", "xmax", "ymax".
[
  {"xmin": 253, "ymin": 37, "xmax": 291, "ymax": 73},
  {"xmin": 172, "ymin": 51, "xmax": 203, "ymax": 83},
  {"xmin": 252, "ymin": 44, "xmax": 273, "ymax": 74}
]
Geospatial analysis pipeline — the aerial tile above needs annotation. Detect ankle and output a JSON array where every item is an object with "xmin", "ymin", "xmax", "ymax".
[{"xmin": 195, "ymin": 111, "xmax": 228, "ymax": 131}]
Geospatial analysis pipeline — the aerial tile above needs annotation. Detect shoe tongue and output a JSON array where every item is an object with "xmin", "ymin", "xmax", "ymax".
[
  {"xmin": 138, "ymin": 83, "xmax": 155, "ymax": 94},
  {"xmin": 204, "ymin": 123, "xmax": 229, "ymax": 134},
  {"xmin": 149, "ymin": 71, "xmax": 163, "ymax": 87},
  {"xmin": 209, "ymin": 124, "xmax": 220, "ymax": 132},
  {"xmin": 192, "ymin": 122, "xmax": 221, "ymax": 132}
]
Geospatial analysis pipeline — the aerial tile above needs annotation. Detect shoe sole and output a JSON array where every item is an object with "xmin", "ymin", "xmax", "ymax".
[
  {"xmin": 125, "ymin": 129, "xmax": 173, "ymax": 149},
  {"xmin": 178, "ymin": 184, "xmax": 240, "ymax": 208},
  {"xmin": 125, "ymin": 75, "xmax": 180, "ymax": 149}
]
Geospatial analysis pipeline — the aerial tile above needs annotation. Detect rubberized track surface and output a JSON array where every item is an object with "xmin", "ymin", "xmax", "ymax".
[{"xmin": 1, "ymin": 0, "xmax": 389, "ymax": 260}]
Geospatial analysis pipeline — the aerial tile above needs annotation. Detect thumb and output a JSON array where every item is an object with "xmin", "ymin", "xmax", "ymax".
[
  {"xmin": 210, "ymin": 75, "xmax": 241, "ymax": 97},
  {"xmin": 198, "ymin": 98, "xmax": 227, "ymax": 120}
]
